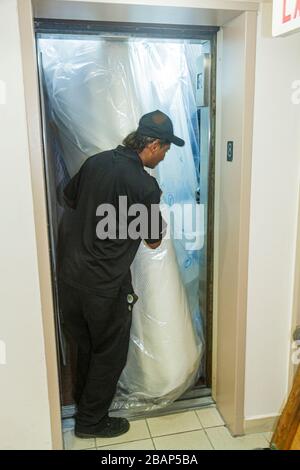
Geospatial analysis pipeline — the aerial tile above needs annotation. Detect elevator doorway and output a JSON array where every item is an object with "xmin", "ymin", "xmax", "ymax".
[{"xmin": 35, "ymin": 20, "xmax": 217, "ymax": 423}]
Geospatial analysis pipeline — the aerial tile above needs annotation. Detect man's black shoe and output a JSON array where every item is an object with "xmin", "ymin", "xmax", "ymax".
[{"xmin": 75, "ymin": 417, "xmax": 130, "ymax": 439}]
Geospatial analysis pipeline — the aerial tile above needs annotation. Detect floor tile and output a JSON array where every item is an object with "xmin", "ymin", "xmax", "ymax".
[
  {"xmin": 63, "ymin": 430, "xmax": 96, "ymax": 450},
  {"xmin": 97, "ymin": 439, "xmax": 155, "ymax": 450},
  {"xmin": 96, "ymin": 419, "xmax": 150, "ymax": 448},
  {"xmin": 147, "ymin": 412, "xmax": 202, "ymax": 437},
  {"xmin": 154, "ymin": 430, "xmax": 213, "ymax": 450},
  {"xmin": 195, "ymin": 407, "xmax": 224, "ymax": 428},
  {"xmin": 264, "ymin": 432, "xmax": 273, "ymax": 443},
  {"xmin": 206, "ymin": 426, "xmax": 270, "ymax": 450}
]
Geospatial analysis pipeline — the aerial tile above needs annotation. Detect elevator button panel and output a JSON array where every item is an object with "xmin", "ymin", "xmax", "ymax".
[{"xmin": 227, "ymin": 141, "xmax": 234, "ymax": 162}]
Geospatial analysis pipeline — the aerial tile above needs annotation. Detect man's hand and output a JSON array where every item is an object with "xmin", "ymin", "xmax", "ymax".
[{"xmin": 144, "ymin": 240, "xmax": 162, "ymax": 249}]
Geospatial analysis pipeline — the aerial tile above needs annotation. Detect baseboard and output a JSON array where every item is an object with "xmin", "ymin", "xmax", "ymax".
[{"xmin": 244, "ymin": 415, "xmax": 279, "ymax": 435}]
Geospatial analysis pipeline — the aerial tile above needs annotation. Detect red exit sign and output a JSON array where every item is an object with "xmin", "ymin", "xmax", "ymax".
[{"xmin": 273, "ymin": 0, "xmax": 300, "ymax": 36}]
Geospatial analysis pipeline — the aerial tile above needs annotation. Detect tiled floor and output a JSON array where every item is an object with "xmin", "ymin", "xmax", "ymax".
[{"xmin": 63, "ymin": 406, "xmax": 271, "ymax": 451}]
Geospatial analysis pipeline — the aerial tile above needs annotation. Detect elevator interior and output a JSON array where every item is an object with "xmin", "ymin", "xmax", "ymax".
[{"xmin": 35, "ymin": 19, "xmax": 217, "ymax": 423}]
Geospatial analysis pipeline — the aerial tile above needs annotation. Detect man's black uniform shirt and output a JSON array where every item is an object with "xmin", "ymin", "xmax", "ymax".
[{"xmin": 59, "ymin": 145, "xmax": 163, "ymax": 298}]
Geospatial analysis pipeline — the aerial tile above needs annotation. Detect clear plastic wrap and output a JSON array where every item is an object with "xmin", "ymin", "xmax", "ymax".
[
  {"xmin": 38, "ymin": 35, "xmax": 206, "ymax": 411},
  {"xmin": 113, "ymin": 236, "xmax": 203, "ymax": 411}
]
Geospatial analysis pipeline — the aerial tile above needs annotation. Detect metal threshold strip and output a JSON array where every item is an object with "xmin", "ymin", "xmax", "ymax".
[
  {"xmin": 110, "ymin": 388, "xmax": 214, "ymax": 421},
  {"xmin": 62, "ymin": 387, "xmax": 213, "ymax": 423}
]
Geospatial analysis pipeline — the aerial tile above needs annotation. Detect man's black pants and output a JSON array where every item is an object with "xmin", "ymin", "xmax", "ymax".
[{"xmin": 59, "ymin": 281, "xmax": 132, "ymax": 427}]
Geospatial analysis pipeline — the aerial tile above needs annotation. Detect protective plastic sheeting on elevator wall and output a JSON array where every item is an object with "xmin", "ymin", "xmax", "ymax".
[{"xmin": 38, "ymin": 35, "xmax": 206, "ymax": 410}]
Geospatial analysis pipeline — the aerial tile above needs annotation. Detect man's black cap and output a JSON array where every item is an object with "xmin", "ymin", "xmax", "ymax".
[{"xmin": 137, "ymin": 110, "xmax": 185, "ymax": 147}]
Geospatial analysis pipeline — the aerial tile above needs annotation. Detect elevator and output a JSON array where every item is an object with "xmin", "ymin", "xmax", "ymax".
[{"xmin": 35, "ymin": 18, "xmax": 217, "ymax": 427}]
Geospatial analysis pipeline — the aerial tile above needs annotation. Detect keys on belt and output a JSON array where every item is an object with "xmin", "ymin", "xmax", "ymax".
[{"xmin": 126, "ymin": 293, "xmax": 139, "ymax": 311}]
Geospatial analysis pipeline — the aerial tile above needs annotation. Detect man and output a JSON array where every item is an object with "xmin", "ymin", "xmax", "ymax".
[{"xmin": 58, "ymin": 110, "xmax": 185, "ymax": 439}]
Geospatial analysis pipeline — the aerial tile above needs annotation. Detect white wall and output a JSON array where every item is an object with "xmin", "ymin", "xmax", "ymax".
[
  {"xmin": 245, "ymin": 2, "xmax": 300, "ymax": 420},
  {"xmin": 0, "ymin": 0, "xmax": 53, "ymax": 449}
]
